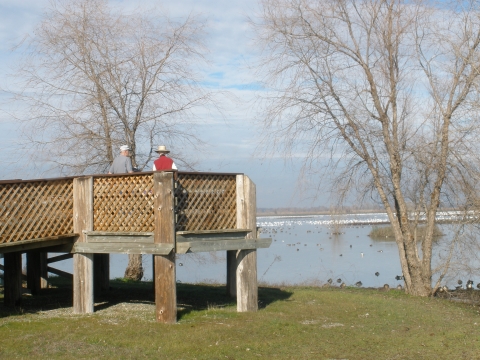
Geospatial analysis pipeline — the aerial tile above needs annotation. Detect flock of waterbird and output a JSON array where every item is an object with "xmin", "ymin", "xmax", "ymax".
[
  {"xmin": 259, "ymin": 223, "xmax": 480, "ymax": 292},
  {"xmin": 259, "ymin": 224, "xmax": 402, "ymax": 289}
]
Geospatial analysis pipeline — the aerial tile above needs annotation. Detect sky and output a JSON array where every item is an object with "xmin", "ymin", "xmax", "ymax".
[{"xmin": 0, "ymin": 0, "xmax": 332, "ymax": 209}]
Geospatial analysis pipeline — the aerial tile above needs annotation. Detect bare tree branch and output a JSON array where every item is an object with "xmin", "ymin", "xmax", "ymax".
[{"xmin": 253, "ymin": 0, "xmax": 480, "ymax": 296}]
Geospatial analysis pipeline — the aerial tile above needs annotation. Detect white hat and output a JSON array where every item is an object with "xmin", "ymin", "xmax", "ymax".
[
  {"xmin": 154, "ymin": 145, "xmax": 170, "ymax": 153},
  {"xmin": 120, "ymin": 145, "xmax": 130, "ymax": 151}
]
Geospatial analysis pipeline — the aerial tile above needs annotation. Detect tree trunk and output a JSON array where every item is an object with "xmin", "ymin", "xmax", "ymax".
[
  {"xmin": 124, "ymin": 254, "xmax": 144, "ymax": 281},
  {"xmin": 390, "ymin": 210, "xmax": 433, "ymax": 297},
  {"xmin": 403, "ymin": 266, "xmax": 431, "ymax": 297}
]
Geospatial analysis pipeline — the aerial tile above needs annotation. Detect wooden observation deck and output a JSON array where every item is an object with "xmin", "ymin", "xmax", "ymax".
[{"xmin": 0, "ymin": 171, "xmax": 271, "ymax": 323}]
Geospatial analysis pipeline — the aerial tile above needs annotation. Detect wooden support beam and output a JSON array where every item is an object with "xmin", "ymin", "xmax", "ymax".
[
  {"xmin": 0, "ymin": 264, "xmax": 26, "ymax": 281},
  {"xmin": 73, "ymin": 253, "xmax": 93, "ymax": 313},
  {"xmin": 26, "ymin": 251, "xmax": 42, "ymax": 295},
  {"xmin": 40, "ymin": 252, "xmax": 48, "ymax": 288},
  {"xmin": 94, "ymin": 254, "xmax": 109, "ymax": 293},
  {"xmin": 235, "ymin": 175, "xmax": 258, "ymax": 312},
  {"xmin": 47, "ymin": 253, "xmax": 73, "ymax": 264},
  {"xmin": 0, "ymin": 235, "xmax": 77, "ymax": 254},
  {"xmin": 47, "ymin": 266, "xmax": 73, "ymax": 280},
  {"xmin": 73, "ymin": 242, "xmax": 173, "ymax": 254},
  {"xmin": 226, "ymin": 250, "xmax": 237, "ymax": 297},
  {"xmin": 4, "ymin": 252, "xmax": 22, "ymax": 307},
  {"xmin": 73, "ymin": 177, "xmax": 94, "ymax": 314},
  {"xmin": 153, "ymin": 171, "xmax": 177, "ymax": 324},
  {"xmin": 236, "ymin": 249, "xmax": 257, "ymax": 311},
  {"xmin": 176, "ymin": 229, "xmax": 251, "ymax": 239},
  {"xmin": 176, "ymin": 238, "xmax": 272, "ymax": 254},
  {"xmin": 85, "ymin": 232, "xmax": 154, "ymax": 243}
]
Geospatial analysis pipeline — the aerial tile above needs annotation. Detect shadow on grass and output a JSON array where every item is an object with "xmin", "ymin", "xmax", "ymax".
[{"xmin": 0, "ymin": 278, "xmax": 293, "ymax": 319}]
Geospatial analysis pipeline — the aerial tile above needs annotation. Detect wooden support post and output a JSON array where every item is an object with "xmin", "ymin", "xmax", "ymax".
[
  {"xmin": 4, "ymin": 252, "xmax": 22, "ymax": 307},
  {"xmin": 153, "ymin": 171, "xmax": 176, "ymax": 324},
  {"xmin": 236, "ymin": 175, "xmax": 258, "ymax": 312},
  {"xmin": 226, "ymin": 250, "xmax": 237, "ymax": 297},
  {"xmin": 26, "ymin": 251, "xmax": 42, "ymax": 295},
  {"xmin": 94, "ymin": 254, "xmax": 110, "ymax": 293},
  {"xmin": 73, "ymin": 177, "xmax": 94, "ymax": 314},
  {"xmin": 40, "ymin": 252, "xmax": 48, "ymax": 288},
  {"xmin": 152, "ymin": 254, "xmax": 155, "ymax": 291}
]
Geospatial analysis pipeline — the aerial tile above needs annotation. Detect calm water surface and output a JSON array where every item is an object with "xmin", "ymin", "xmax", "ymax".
[{"xmin": 5, "ymin": 213, "xmax": 477, "ymax": 289}]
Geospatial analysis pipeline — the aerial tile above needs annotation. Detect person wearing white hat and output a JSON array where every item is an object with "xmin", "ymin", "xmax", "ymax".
[
  {"xmin": 153, "ymin": 145, "xmax": 177, "ymax": 171},
  {"xmin": 108, "ymin": 145, "xmax": 134, "ymax": 174}
]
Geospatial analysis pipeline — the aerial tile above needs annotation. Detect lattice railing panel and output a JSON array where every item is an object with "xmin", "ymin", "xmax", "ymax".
[
  {"xmin": 93, "ymin": 174, "xmax": 155, "ymax": 232},
  {"xmin": 0, "ymin": 179, "xmax": 74, "ymax": 244},
  {"xmin": 175, "ymin": 174, "xmax": 237, "ymax": 231}
]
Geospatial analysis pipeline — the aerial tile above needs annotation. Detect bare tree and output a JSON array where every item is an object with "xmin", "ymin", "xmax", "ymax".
[
  {"xmin": 13, "ymin": 0, "xmax": 211, "ymax": 174},
  {"xmin": 11, "ymin": 0, "xmax": 214, "ymax": 280},
  {"xmin": 253, "ymin": 0, "xmax": 480, "ymax": 296}
]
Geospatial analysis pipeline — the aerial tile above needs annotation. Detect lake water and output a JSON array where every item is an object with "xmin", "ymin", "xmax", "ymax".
[
  {"xmin": 0, "ymin": 212, "xmax": 472, "ymax": 288},
  {"xmin": 2, "ymin": 212, "xmax": 478, "ymax": 289}
]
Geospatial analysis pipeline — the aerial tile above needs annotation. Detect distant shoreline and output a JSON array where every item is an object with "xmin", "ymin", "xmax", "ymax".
[{"xmin": 257, "ymin": 209, "xmax": 386, "ymax": 217}]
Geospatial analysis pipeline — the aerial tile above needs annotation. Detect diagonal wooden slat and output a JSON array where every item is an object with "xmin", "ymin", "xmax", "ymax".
[
  {"xmin": 0, "ymin": 179, "xmax": 74, "ymax": 244},
  {"xmin": 93, "ymin": 174, "xmax": 155, "ymax": 232},
  {"xmin": 0, "ymin": 173, "xmax": 237, "ymax": 244},
  {"xmin": 175, "ymin": 174, "xmax": 237, "ymax": 231}
]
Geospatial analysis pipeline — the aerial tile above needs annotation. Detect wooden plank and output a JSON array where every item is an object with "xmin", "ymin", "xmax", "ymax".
[
  {"xmin": 236, "ymin": 175, "xmax": 258, "ymax": 312},
  {"xmin": 46, "ymin": 243, "xmax": 75, "ymax": 253},
  {"xmin": 73, "ymin": 242, "xmax": 173, "ymax": 255},
  {"xmin": 176, "ymin": 229, "xmax": 251, "ymax": 235},
  {"xmin": 176, "ymin": 238, "xmax": 272, "ymax": 254},
  {"xmin": 0, "ymin": 175, "xmax": 77, "ymax": 185},
  {"xmin": 3, "ymin": 252, "xmax": 22, "ymax": 307},
  {"xmin": 226, "ymin": 250, "xmax": 237, "ymax": 297},
  {"xmin": 47, "ymin": 266, "xmax": 73, "ymax": 280},
  {"xmin": 73, "ymin": 253, "xmax": 93, "ymax": 313},
  {"xmin": 237, "ymin": 249, "xmax": 258, "ymax": 312},
  {"xmin": 73, "ymin": 177, "xmax": 94, "ymax": 314},
  {"xmin": 0, "ymin": 264, "xmax": 26, "ymax": 281},
  {"xmin": 85, "ymin": 233, "xmax": 154, "ymax": 243},
  {"xmin": 176, "ymin": 235, "xmax": 261, "ymax": 243},
  {"xmin": 154, "ymin": 171, "xmax": 177, "ymax": 324},
  {"xmin": 27, "ymin": 251, "xmax": 41, "ymax": 295},
  {"xmin": 176, "ymin": 243, "xmax": 190, "ymax": 254},
  {"xmin": 94, "ymin": 254, "xmax": 109, "ymax": 293},
  {"xmin": 0, "ymin": 235, "xmax": 77, "ymax": 254},
  {"xmin": 176, "ymin": 232, "xmax": 250, "ymax": 242},
  {"xmin": 47, "ymin": 253, "xmax": 73, "ymax": 264},
  {"xmin": 40, "ymin": 252, "xmax": 48, "ymax": 288},
  {"xmin": 85, "ymin": 231, "xmax": 154, "ymax": 236}
]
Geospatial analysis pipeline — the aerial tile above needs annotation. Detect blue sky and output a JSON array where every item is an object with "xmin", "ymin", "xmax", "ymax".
[{"xmin": 0, "ymin": 0, "xmax": 331, "ymax": 209}]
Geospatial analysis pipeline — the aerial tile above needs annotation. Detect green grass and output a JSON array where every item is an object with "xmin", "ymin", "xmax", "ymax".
[
  {"xmin": 369, "ymin": 224, "xmax": 444, "ymax": 239},
  {"xmin": 1, "ymin": 278, "xmax": 480, "ymax": 359}
]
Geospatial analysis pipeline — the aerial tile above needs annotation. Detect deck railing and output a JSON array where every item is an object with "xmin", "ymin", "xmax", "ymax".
[
  {"xmin": 93, "ymin": 173, "xmax": 155, "ymax": 232},
  {"xmin": 0, "ymin": 178, "xmax": 74, "ymax": 244},
  {"xmin": 175, "ymin": 173, "xmax": 237, "ymax": 231},
  {"xmin": 0, "ymin": 172, "xmax": 239, "ymax": 244},
  {"xmin": 1, "ymin": 171, "xmax": 264, "ymax": 322}
]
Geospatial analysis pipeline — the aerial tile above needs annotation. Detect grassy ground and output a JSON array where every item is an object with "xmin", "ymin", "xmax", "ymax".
[{"xmin": 1, "ymin": 278, "xmax": 480, "ymax": 359}]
